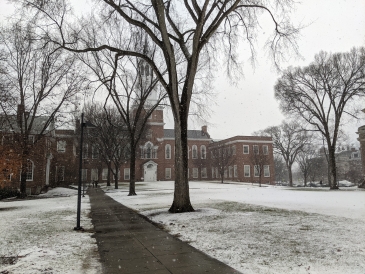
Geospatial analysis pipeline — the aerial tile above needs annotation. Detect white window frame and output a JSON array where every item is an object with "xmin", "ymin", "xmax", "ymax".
[
  {"xmin": 26, "ymin": 160, "xmax": 34, "ymax": 181},
  {"xmin": 264, "ymin": 165, "xmax": 270, "ymax": 177},
  {"xmin": 102, "ymin": 168, "xmax": 108, "ymax": 180},
  {"xmin": 228, "ymin": 166, "xmax": 232, "ymax": 178},
  {"xmin": 165, "ymin": 144, "xmax": 171, "ymax": 159},
  {"xmin": 92, "ymin": 145, "xmax": 98, "ymax": 159},
  {"xmin": 201, "ymin": 167, "xmax": 207, "ymax": 178},
  {"xmin": 232, "ymin": 145, "xmax": 236, "ymax": 155},
  {"xmin": 56, "ymin": 166, "xmax": 65, "ymax": 181},
  {"xmin": 200, "ymin": 145, "xmax": 206, "ymax": 159},
  {"xmin": 81, "ymin": 169, "xmax": 87, "ymax": 181},
  {"xmin": 234, "ymin": 165, "xmax": 238, "ymax": 178},
  {"xmin": 91, "ymin": 169, "xmax": 98, "ymax": 181},
  {"xmin": 192, "ymin": 168, "xmax": 198, "ymax": 178},
  {"xmin": 263, "ymin": 145, "xmax": 269, "ymax": 155},
  {"xmin": 124, "ymin": 168, "xmax": 130, "ymax": 180},
  {"xmin": 212, "ymin": 167, "xmax": 215, "ymax": 179},
  {"xmin": 57, "ymin": 140, "xmax": 66, "ymax": 152},
  {"xmin": 243, "ymin": 145, "xmax": 249, "ymax": 154},
  {"xmin": 82, "ymin": 144, "xmax": 88, "ymax": 159},
  {"xmin": 254, "ymin": 165, "xmax": 260, "ymax": 177},
  {"xmin": 244, "ymin": 165, "xmax": 250, "ymax": 177},
  {"xmin": 253, "ymin": 145, "xmax": 259, "ymax": 154},
  {"xmin": 192, "ymin": 145, "xmax": 198, "ymax": 159},
  {"xmin": 224, "ymin": 167, "xmax": 227, "ymax": 178},
  {"xmin": 165, "ymin": 168, "xmax": 171, "ymax": 179}
]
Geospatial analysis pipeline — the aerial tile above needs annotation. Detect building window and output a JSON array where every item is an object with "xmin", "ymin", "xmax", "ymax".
[
  {"xmin": 81, "ymin": 169, "xmax": 87, "ymax": 181},
  {"xmin": 57, "ymin": 140, "xmax": 66, "ymax": 152},
  {"xmin": 243, "ymin": 145, "xmax": 249, "ymax": 154},
  {"xmin": 254, "ymin": 165, "xmax": 260, "ymax": 177},
  {"xmin": 141, "ymin": 142, "xmax": 157, "ymax": 159},
  {"xmin": 102, "ymin": 168, "xmax": 108, "ymax": 180},
  {"xmin": 124, "ymin": 168, "xmax": 130, "ymax": 180},
  {"xmin": 26, "ymin": 160, "xmax": 34, "ymax": 181},
  {"xmin": 28, "ymin": 135, "xmax": 34, "ymax": 144},
  {"xmin": 165, "ymin": 144, "xmax": 171, "ymax": 159},
  {"xmin": 224, "ymin": 167, "xmax": 227, "ymax": 178},
  {"xmin": 82, "ymin": 144, "xmax": 88, "ymax": 159},
  {"xmin": 91, "ymin": 169, "xmax": 98, "ymax": 181},
  {"xmin": 253, "ymin": 145, "xmax": 259, "ymax": 154},
  {"xmin": 232, "ymin": 145, "xmax": 236, "ymax": 155},
  {"xmin": 56, "ymin": 166, "xmax": 65, "ymax": 182},
  {"xmin": 92, "ymin": 145, "xmax": 99, "ymax": 159},
  {"xmin": 192, "ymin": 168, "xmax": 198, "ymax": 178},
  {"xmin": 201, "ymin": 167, "xmax": 207, "ymax": 178},
  {"xmin": 244, "ymin": 165, "xmax": 250, "ymax": 177},
  {"xmin": 212, "ymin": 167, "xmax": 215, "ymax": 179},
  {"xmin": 165, "ymin": 168, "xmax": 171, "ymax": 179},
  {"xmin": 234, "ymin": 165, "xmax": 238, "ymax": 178},
  {"xmin": 192, "ymin": 145, "xmax": 198, "ymax": 159},
  {"xmin": 215, "ymin": 167, "xmax": 219, "ymax": 178},
  {"xmin": 264, "ymin": 165, "xmax": 270, "ymax": 177},
  {"xmin": 263, "ymin": 145, "xmax": 269, "ymax": 155},
  {"xmin": 228, "ymin": 166, "xmax": 232, "ymax": 178},
  {"xmin": 201, "ymin": 145, "xmax": 206, "ymax": 159}
]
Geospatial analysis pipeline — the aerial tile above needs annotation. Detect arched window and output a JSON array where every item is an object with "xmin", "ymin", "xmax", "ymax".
[
  {"xmin": 26, "ymin": 160, "xmax": 34, "ymax": 181},
  {"xmin": 141, "ymin": 142, "xmax": 157, "ymax": 159},
  {"xmin": 200, "ymin": 145, "xmax": 206, "ymax": 159},
  {"xmin": 146, "ymin": 143, "xmax": 152, "ymax": 159},
  {"xmin": 165, "ymin": 144, "xmax": 171, "ymax": 159},
  {"xmin": 192, "ymin": 145, "xmax": 198, "ymax": 159}
]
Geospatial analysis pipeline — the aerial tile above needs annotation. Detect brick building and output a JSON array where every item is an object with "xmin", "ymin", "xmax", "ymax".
[{"xmin": 1, "ymin": 105, "xmax": 275, "ymax": 192}]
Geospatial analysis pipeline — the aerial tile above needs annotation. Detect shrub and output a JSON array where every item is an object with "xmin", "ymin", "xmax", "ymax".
[{"xmin": 0, "ymin": 187, "xmax": 21, "ymax": 200}]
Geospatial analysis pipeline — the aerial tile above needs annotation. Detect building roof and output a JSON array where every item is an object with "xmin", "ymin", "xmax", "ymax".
[
  {"xmin": 0, "ymin": 115, "xmax": 53, "ymax": 134},
  {"xmin": 164, "ymin": 129, "xmax": 211, "ymax": 140}
]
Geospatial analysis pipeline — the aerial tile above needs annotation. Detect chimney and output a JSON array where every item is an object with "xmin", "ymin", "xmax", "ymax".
[{"xmin": 201, "ymin": 125, "xmax": 210, "ymax": 138}]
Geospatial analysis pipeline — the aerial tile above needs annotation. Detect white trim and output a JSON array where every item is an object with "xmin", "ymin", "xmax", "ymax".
[{"xmin": 221, "ymin": 139, "xmax": 273, "ymax": 145}]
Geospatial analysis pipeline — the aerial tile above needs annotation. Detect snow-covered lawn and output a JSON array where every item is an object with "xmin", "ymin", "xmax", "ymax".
[
  {"xmin": 105, "ymin": 181, "xmax": 365, "ymax": 274},
  {"xmin": 0, "ymin": 188, "xmax": 102, "ymax": 274}
]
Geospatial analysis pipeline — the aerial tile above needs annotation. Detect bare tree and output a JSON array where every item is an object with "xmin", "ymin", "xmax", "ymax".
[
  {"xmin": 275, "ymin": 48, "xmax": 365, "ymax": 189},
  {"xmin": 23, "ymin": 0, "xmax": 300, "ymax": 212},
  {"xmin": 255, "ymin": 122, "xmax": 311, "ymax": 186},
  {"xmin": 249, "ymin": 144, "xmax": 270, "ymax": 187},
  {"xmin": 0, "ymin": 21, "xmax": 84, "ymax": 196},
  {"xmin": 296, "ymin": 145, "xmax": 317, "ymax": 187},
  {"xmin": 273, "ymin": 155, "xmax": 288, "ymax": 184},
  {"xmin": 209, "ymin": 143, "xmax": 236, "ymax": 184},
  {"xmin": 84, "ymin": 104, "xmax": 129, "ymax": 189}
]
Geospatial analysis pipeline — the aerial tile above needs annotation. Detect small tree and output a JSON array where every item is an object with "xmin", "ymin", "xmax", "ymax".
[
  {"xmin": 209, "ymin": 143, "xmax": 236, "ymax": 184},
  {"xmin": 249, "ymin": 145, "xmax": 270, "ymax": 187}
]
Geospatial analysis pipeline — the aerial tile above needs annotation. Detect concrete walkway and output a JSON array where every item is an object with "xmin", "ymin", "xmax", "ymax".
[{"xmin": 88, "ymin": 187, "xmax": 240, "ymax": 274}]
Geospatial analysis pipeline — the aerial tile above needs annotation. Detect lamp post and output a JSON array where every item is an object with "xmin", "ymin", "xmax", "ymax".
[{"xmin": 74, "ymin": 113, "xmax": 96, "ymax": 231}]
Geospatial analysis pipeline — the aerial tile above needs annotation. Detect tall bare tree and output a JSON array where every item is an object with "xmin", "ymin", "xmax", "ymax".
[
  {"xmin": 296, "ymin": 145, "xmax": 317, "ymax": 187},
  {"xmin": 23, "ymin": 0, "xmax": 300, "ymax": 212},
  {"xmin": 275, "ymin": 48, "xmax": 365, "ymax": 189},
  {"xmin": 0, "ymin": 21, "xmax": 84, "ymax": 196},
  {"xmin": 255, "ymin": 122, "xmax": 311, "ymax": 186}
]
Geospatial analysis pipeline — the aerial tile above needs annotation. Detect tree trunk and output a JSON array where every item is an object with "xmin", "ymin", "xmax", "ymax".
[
  {"xmin": 114, "ymin": 170, "xmax": 118, "ymax": 189},
  {"xmin": 328, "ymin": 147, "xmax": 339, "ymax": 189},
  {"xmin": 169, "ymin": 116, "xmax": 194, "ymax": 213},
  {"xmin": 287, "ymin": 164, "xmax": 293, "ymax": 187},
  {"xmin": 19, "ymin": 153, "xmax": 29, "ymax": 197},
  {"xmin": 128, "ymin": 146, "xmax": 137, "ymax": 195},
  {"xmin": 107, "ymin": 163, "xmax": 111, "ymax": 186}
]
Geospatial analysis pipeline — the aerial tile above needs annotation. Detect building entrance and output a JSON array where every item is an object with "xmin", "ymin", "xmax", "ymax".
[{"xmin": 143, "ymin": 161, "xmax": 157, "ymax": 181}]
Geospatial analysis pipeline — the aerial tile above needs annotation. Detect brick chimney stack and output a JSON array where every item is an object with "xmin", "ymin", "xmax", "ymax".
[{"xmin": 201, "ymin": 125, "xmax": 210, "ymax": 138}]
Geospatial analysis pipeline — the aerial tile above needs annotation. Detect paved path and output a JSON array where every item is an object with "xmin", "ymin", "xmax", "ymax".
[{"xmin": 88, "ymin": 188, "xmax": 240, "ymax": 274}]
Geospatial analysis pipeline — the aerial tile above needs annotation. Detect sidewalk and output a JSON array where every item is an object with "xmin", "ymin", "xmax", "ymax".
[{"xmin": 88, "ymin": 187, "xmax": 241, "ymax": 274}]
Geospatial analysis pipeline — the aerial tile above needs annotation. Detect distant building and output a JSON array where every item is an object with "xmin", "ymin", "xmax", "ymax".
[{"xmin": 357, "ymin": 125, "xmax": 365, "ymax": 179}]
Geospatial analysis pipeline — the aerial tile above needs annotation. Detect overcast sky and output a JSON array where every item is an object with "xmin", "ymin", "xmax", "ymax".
[{"xmin": 1, "ymin": 0, "xmax": 364, "ymax": 143}]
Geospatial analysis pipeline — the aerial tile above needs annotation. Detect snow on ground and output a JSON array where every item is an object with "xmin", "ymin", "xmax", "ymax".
[
  {"xmin": 0, "ymin": 187, "xmax": 102, "ymax": 274},
  {"xmin": 105, "ymin": 181, "xmax": 365, "ymax": 274}
]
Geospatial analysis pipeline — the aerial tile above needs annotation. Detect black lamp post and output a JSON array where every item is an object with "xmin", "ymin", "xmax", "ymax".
[{"xmin": 74, "ymin": 113, "xmax": 96, "ymax": 231}]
